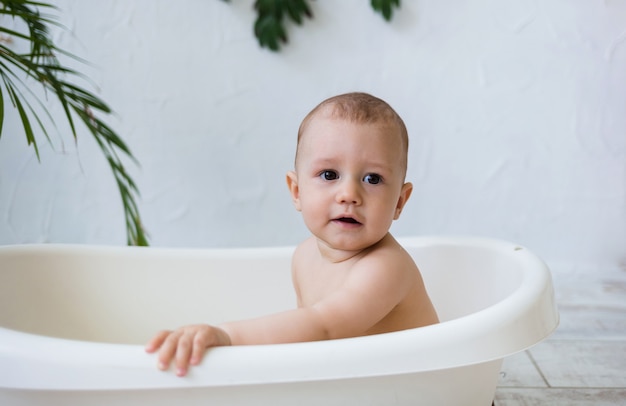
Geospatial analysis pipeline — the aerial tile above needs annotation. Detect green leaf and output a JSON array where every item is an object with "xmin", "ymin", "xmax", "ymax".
[
  {"xmin": 370, "ymin": 0, "xmax": 400, "ymax": 22},
  {"xmin": 47, "ymin": 73, "xmax": 77, "ymax": 138},
  {"xmin": 253, "ymin": 0, "xmax": 312, "ymax": 51},
  {"xmin": 62, "ymin": 82, "xmax": 112, "ymax": 113},
  {"xmin": 286, "ymin": 0, "xmax": 312, "ymax": 25},
  {"xmin": 0, "ymin": 0, "xmax": 149, "ymax": 245},
  {"xmin": 6, "ymin": 82, "xmax": 39, "ymax": 160},
  {"xmin": 254, "ymin": 15, "xmax": 283, "ymax": 51},
  {"xmin": 0, "ymin": 87, "xmax": 4, "ymax": 138}
]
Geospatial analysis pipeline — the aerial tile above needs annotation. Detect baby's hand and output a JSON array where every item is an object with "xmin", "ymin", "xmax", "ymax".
[{"xmin": 145, "ymin": 324, "xmax": 231, "ymax": 377}]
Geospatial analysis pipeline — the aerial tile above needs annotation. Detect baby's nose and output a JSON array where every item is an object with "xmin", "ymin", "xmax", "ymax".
[{"xmin": 336, "ymin": 180, "xmax": 362, "ymax": 205}]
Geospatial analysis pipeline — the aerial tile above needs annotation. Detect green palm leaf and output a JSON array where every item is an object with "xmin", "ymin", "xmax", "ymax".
[{"xmin": 0, "ymin": 0, "xmax": 148, "ymax": 246}]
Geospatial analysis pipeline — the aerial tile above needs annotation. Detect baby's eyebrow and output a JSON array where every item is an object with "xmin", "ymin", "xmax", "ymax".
[
  {"xmin": 309, "ymin": 158, "xmax": 338, "ymax": 167},
  {"xmin": 309, "ymin": 157, "xmax": 396, "ymax": 171},
  {"xmin": 363, "ymin": 162, "xmax": 395, "ymax": 173}
]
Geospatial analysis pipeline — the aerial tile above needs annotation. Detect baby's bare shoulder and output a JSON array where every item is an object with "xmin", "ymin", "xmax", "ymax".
[
  {"xmin": 292, "ymin": 237, "xmax": 315, "ymax": 261},
  {"xmin": 361, "ymin": 235, "xmax": 416, "ymax": 268},
  {"xmin": 291, "ymin": 238, "xmax": 317, "ymax": 275},
  {"xmin": 349, "ymin": 238, "xmax": 418, "ymax": 287}
]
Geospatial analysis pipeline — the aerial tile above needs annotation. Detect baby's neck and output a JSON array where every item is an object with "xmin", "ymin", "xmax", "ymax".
[{"xmin": 314, "ymin": 235, "xmax": 388, "ymax": 264}]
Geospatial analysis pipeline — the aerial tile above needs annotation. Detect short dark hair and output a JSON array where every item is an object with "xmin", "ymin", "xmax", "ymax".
[{"xmin": 296, "ymin": 92, "xmax": 409, "ymax": 175}]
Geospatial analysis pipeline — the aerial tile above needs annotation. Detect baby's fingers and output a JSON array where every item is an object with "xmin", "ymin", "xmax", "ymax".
[
  {"xmin": 155, "ymin": 331, "xmax": 182, "ymax": 372},
  {"xmin": 190, "ymin": 328, "xmax": 212, "ymax": 366},
  {"xmin": 174, "ymin": 332, "xmax": 195, "ymax": 377},
  {"xmin": 145, "ymin": 325, "xmax": 223, "ymax": 376},
  {"xmin": 144, "ymin": 330, "xmax": 172, "ymax": 353}
]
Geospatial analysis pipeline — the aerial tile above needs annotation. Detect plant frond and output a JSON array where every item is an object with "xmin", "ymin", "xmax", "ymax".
[
  {"xmin": 370, "ymin": 0, "xmax": 401, "ymax": 22},
  {"xmin": 253, "ymin": 0, "xmax": 313, "ymax": 51},
  {"xmin": 0, "ymin": 85, "xmax": 4, "ymax": 137},
  {"xmin": 5, "ymin": 80, "xmax": 39, "ymax": 159},
  {"xmin": 0, "ymin": 0, "xmax": 149, "ymax": 245}
]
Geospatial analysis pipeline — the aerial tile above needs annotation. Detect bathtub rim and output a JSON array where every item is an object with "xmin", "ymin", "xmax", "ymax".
[{"xmin": 0, "ymin": 235, "xmax": 559, "ymax": 390}]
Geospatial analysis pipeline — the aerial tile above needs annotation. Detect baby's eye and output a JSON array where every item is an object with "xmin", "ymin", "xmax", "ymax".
[
  {"xmin": 320, "ymin": 170, "xmax": 338, "ymax": 181},
  {"xmin": 363, "ymin": 173, "xmax": 382, "ymax": 184}
]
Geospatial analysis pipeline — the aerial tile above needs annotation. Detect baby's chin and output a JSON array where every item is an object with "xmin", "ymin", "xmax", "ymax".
[{"xmin": 318, "ymin": 234, "xmax": 388, "ymax": 255}]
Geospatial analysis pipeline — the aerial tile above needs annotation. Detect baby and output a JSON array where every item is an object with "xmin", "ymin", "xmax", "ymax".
[{"xmin": 145, "ymin": 92, "xmax": 439, "ymax": 376}]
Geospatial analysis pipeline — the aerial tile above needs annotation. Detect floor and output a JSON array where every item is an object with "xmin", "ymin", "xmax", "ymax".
[{"xmin": 494, "ymin": 262, "xmax": 626, "ymax": 405}]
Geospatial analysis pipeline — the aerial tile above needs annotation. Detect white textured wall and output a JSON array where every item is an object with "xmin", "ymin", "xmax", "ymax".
[{"xmin": 0, "ymin": 0, "xmax": 624, "ymax": 266}]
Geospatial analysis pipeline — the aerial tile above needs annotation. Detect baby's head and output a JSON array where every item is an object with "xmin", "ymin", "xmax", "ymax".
[
  {"xmin": 295, "ymin": 92, "xmax": 409, "ymax": 178},
  {"xmin": 289, "ymin": 92, "xmax": 413, "ymax": 252}
]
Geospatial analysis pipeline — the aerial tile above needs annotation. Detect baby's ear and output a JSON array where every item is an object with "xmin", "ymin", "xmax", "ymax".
[
  {"xmin": 286, "ymin": 171, "xmax": 302, "ymax": 211},
  {"xmin": 394, "ymin": 182, "xmax": 413, "ymax": 220}
]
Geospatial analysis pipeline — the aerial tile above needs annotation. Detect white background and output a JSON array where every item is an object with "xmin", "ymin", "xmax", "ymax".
[{"xmin": 0, "ymin": 0, "xmax": 624, "ymax": 267}]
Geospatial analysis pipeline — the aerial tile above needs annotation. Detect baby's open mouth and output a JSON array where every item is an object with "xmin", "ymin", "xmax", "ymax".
[{"xmin": 335, "ymin": 217, "xmax": 361, "ymax": 224}]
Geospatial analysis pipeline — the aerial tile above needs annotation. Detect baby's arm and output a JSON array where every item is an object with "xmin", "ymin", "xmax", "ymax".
[{"xmin": 146, "ymin": 249, "xmax": 412, "ymax": 376}]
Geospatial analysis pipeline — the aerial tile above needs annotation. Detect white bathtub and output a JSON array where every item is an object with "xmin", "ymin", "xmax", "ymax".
[{"xmin": 0, "ymin": 236, "xmax": 558, "ymax": 406}]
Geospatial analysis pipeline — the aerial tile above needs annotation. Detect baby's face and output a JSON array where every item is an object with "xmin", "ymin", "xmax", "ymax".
[{"xmin": 291, "ymin": 115, "xmax": 411, "ymax": 253}]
